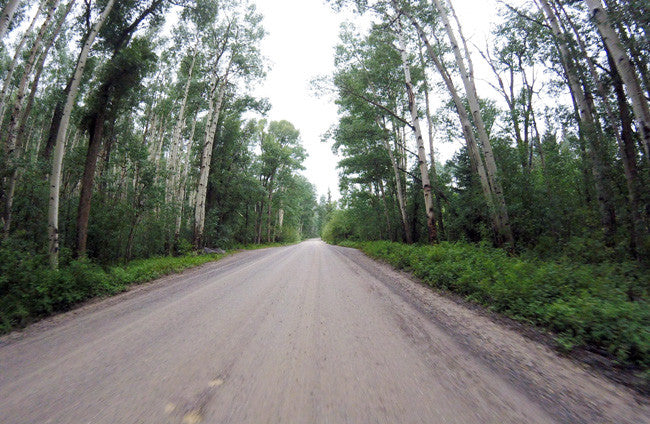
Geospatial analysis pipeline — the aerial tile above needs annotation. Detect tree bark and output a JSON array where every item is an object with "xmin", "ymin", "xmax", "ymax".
[
  {"xmin": 0, "ymin": 0, "xmax": 20, "ymax": 39},
  {"xmin": 378, "ymin": 117, "xmax": 412, "ymax": 243},
  {"xmin": 585, "ymin": 0, "xmax": 650, "ymax": 162},
  {"xmin": 47, "ymin": 0, "xmax": 116, "ymax": 269},
  {"xmin": 18, "ymin": 0, "xmax": 75, "ymax": 161},
  {"xmin": 2, "ymin": 0, "xmax": 59, "ymax": 237},
  {"xmin": 75, "ymin": 111, "xmax": 105, "ymax": 258},
  {"xmin": 0, "ymin": 0, "xmax": 46, "ymax": 128},
  {"xmin": 419, "ymin": 45, "xmax": 445, "ymax": 238},
  {"xmin": 609, "ymin": 50, "xmax": 646, "ymax": 254},
  {"xmin": 167, "ymin": 47, "xmax": 198, "ymax": 203},
  {"xmin": 537, "ymin": 0, "xmax": 617, "ymax": 240},
  {"xmin": 194, "ymin": 62, "xmax": 231, "ymax": 248},
  {"xmin": 432, "ymin": 0, "xmax": 513, "ymax": 245},
  {"xmin": 405, "ymin": 12, "xmax": 503, "ymax": 242},
  {"xmin": 397, "ymin": 22, "xmax": 437, "ymax": 243}
]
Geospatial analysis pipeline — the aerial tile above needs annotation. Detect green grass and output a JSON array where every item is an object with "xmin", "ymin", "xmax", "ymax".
[
  {"xmin": 0, "ymin": 242, "xmax": 289, "ymax": 334},
  {"xmin": 339, "ymin": 240, "xmax": 650, "ymax": 371}
]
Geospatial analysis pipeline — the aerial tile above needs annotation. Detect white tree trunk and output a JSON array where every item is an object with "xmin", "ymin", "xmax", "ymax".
[
  {"xmin": 175, "ymin": 115, "xmax": 198, "ymax": 239},
  {"xmin": 537, "ymin": 0, "xmax": 617, "ymax": 237},
  {"xmin": 405, "ymin": 12, "xmax": 501, "ymax": 239},
  {"xmin": 432, "ymin": 0, "xmax": 513, "ymax": 245},
  {"xmin": 397, "ymin": 23, "xmax": 437, "ymax": 242},
  {"xmin": 0, "ymin": 0, "xmax": 20, "ymax": 39},
  {"xmin": 193, "ymin": 64, "xmax": 230, "ymax": 247},
  {"xmin": 585, "ymin": 0, "xmax": 650, "ymax": 161},
  {"xmin": 4, "ymin": 0, "xmax": 58, "ymax": 158},
  {"xmin": 0, "ymin": 0, "xmax": 46, "ymax": 125},
  {"xmin": 2, "ymin": 0, "xmax": 59, "ymax": 237},
  {"xmin": 167, "ymin": 48, "xmax": 198, "ymax": 203},
  {"xmin": 47, "ymin": 0, "xmax": 116, "ymax": 269}
]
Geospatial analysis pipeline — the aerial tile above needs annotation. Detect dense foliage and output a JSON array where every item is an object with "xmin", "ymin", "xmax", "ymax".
[
  {"xmin": 0, "ymin": 0, "xmax": 317, "ymax": 328},
  {"xmin": 342, "ymin": 240, "xmax": 649, "ymax": 371},
  {"xmin": 0, "ymin": 1, "xmax": 318, "ymax": 265},
  {"xmin": 325, "ymin": 0, "xmax": 649, "ymax": 264},
  {"xmin": 321, "ymin": 0, "xmax": 650, "ymax": 372}
]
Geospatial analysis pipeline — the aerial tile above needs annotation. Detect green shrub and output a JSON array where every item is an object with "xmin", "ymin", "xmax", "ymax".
[
  {"xmin": 322, "ymin": 210, "xmax": 355, "ymax": 244},
  {"xmin": 0, "ymin": 244, "xmax": 230, "ymax": 334},
  {"xmin": 344, "ymin": 241, "xmax": 649, "ymax": 369}
]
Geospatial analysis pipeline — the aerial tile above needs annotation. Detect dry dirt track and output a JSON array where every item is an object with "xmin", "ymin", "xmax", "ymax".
[{"xmin": 0, "ymin": 240, "xmax": 647, "ymax": 424}]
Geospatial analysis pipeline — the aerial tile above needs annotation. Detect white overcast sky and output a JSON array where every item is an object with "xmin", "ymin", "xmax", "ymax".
[{"xmin": 251, "ymin": 0, "xmax": 503, "ymax": 200}]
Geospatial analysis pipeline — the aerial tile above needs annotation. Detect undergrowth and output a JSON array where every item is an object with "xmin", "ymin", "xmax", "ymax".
[
  {"xmin": 340, "ymin": 240, "xmax": 650, "ymax": 371},
  {"xmin": 0, "ymin": 242, "xmax": 289, "ymax": 334}
]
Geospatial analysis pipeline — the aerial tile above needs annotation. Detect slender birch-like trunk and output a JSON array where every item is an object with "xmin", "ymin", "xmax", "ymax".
[
  {"xmin": 405, "ymin": 13, "xmax": 502, "ymax": 240},
  {"xmin": 556, "ymin": 1, "xmax": 644, "ymax": 251},
  {"xmin": 47, "ymin": 0, "xmax": 116, "ymax": 268},
  {"xmin": 378, "ymin": 118, "xmax": 411, "ymax": 243},
  {"xmin": 537, "ymin": 0, "xmax": 617, "ymax": 240},
  {"xmin": 419, "ymin": 45, "xmax": 445, "ymax": 238},
  {"xmin": 585, "ymin": 0, "xmax": 650, "ymax": 162},
  {"xmin": 2, "ymin": 1, "xmax": 59, "ymax": 236},
  {"xmin": 0, "ymin": 0, "xmax": 20, "ymax": 39},
  {"xmin": 194, "ymin": 60, "xmax": 232, "ymax": 248},
  {"xmin": 0, "ymin": 0, "xmax": 46, "ymax": 126},
  {"xmin": 397, "ymin": 22, "xmax": 437, "ymax": 243},
  {"xmin": 17, "ymin": 0, "xmax": 76, "ymax": 159},
  {"xmin": 167, "ymin": 48, "xmax": 198, "ymax": 203},
  {"xmin": 174, "ymin": 114, "xmax": 198, "ymax": 244},
  {"xmin": 432, "ymin": 0, "xmax": 513, "ymax": 245}
]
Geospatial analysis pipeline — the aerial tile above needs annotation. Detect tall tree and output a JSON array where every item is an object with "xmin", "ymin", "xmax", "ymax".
[{"xmin": 47, "ymin": 0, "xmax": 116, "ymax": 268}]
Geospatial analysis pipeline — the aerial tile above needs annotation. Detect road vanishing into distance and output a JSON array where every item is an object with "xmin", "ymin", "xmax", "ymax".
[{"xmin": 0, "ymin": 240, "xmax": 647, "ymax": 423}]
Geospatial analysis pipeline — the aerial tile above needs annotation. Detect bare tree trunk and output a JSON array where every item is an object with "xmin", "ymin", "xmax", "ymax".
[
  {"xmin": 194, "ymin": 61, "xmax": 231, "ymax": 248},
  {"xmin": 75, "ymin": 111, "xmax": 105, "ymax": 258},
  {"xmin": 378, "ymin": 117, "xmax": 411, "ymax": 243},
  {"xmin": 167, "ymin": 47, "xmax": 198, "ymax": 203},
  {"xmin": 432, "ymin": 0, "xmax": 513, "ymax": 245},
  {"xmin": 266, "ymin": 172, "xmax": 275, "ymax": 243},
  {"xmin": 537, "ymin": 0, "xmax": 617, "ymax": 240},
  {"xmin": 556, "ymin": 0, "xmax": 644, "ymax": 252},
  {"xmin": 47, "ymin": 0, "xmax": 116, "ymax": 269},
  {"xmin": 397, "ymin": 22, "xmax": 437, "ymax": 243},
  {"xmin": 585, "ymin": 0, "xmax": 650, "ymax": 162},
  {"xmin": 0, "ymin": 0, "xmax": 20, "ymax": 39},
  {"xmin": 378, "ymin": 179, "xmax": 393, "ymax": 240},
  {"xmin": 2, "ymin": 0, "xmax": 59, "ymax": 237},
  {"xmin": 0, "ymin": 0, "xmax": 46, "ymax": 127},
  {"xmin": 609, "ymin": 51, "xmax": 646, "ymax": 254},
  {"xmin": 405, "ymin": 13, "xmax": 503, "ymax": 242},
  {"xmin": 18, "ymin": 0, "xmax": 75, "ymax": 160},
  {"xmin": 419, "ymin": 46, "xmax": 445, "ymax": 238}
]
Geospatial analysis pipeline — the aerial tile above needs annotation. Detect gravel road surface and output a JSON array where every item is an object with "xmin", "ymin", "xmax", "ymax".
[{"xmin": 0, "ymin": 240, "xmax": 647, "ymax": 423}]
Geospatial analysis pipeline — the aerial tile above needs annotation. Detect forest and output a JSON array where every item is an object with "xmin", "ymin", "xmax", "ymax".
[
  {"xmin": 319, "ymin": 0, "xmax": 649, "ymax": 370},
  {"xmin": 323, "ymin": 0, "xmax": 649, "ymax": 260},
  {"xmin": 0, "ymin": 0, "xmax": 648, "ymax": 372},
  {"xmin": 0, "ymin": 0, "xmax": 319, "ymax": 330}
]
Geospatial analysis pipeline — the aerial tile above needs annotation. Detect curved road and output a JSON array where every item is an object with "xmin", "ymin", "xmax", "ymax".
[{"xmin": 0, "ymin": 240, "xmax": 647, "ymax": 423}]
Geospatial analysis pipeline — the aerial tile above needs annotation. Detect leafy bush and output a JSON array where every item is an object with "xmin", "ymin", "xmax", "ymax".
[
  {"xmin": 0, "ymin": 244, "xmax": 227, "ymax": 334},
  {"xmin": 341, "ymin": 240, "xmax": 650, "ymax": 369},
  {"xmin": 322, "ymin": 210, "xmax": 355, "ymax": 244}
]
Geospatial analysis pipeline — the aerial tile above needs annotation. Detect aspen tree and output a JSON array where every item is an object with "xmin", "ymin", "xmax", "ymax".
[
  {"xmin": 0, "ymin": 0, "xmax": 20, "ymax": 39},
  {"xmin": 396, "ymin": 20, "xmax": 437, "ymax": 242},
  {"xmin": 0, "ymin": 0, "xmax": 46, "ymax": 125},
  {"xmin": 48, "ymin": 0, "xmax": 116, "ymax": 268},
  {"xmin": 430, "ymin": 0, "xmax": 513, "ymax": 245},
  {"xmin": 3, "ymin": 0, "xmax": 59, "ymax": 237},
  {"xmin": 585, "ymin": 0, "xmax": 650, "ymax": 162},
  {"xmin": 537, "ymin": 0, "xmax": 617, "ymax": 240}
]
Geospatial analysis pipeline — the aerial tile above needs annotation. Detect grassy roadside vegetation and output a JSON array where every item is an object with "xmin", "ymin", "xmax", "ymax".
[
  {"xmin": 338, "ymin": 240, "xmax": 649, "ymax": 374},
  {"xmin": 0, "ymin": 242, "xmax": 290, "ymax": 334}
]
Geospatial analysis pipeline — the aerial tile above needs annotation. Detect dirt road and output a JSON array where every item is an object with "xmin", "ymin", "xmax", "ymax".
[{"xmin": 0, "ymin": 240, "xmax": 647, "ymax": 423}]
